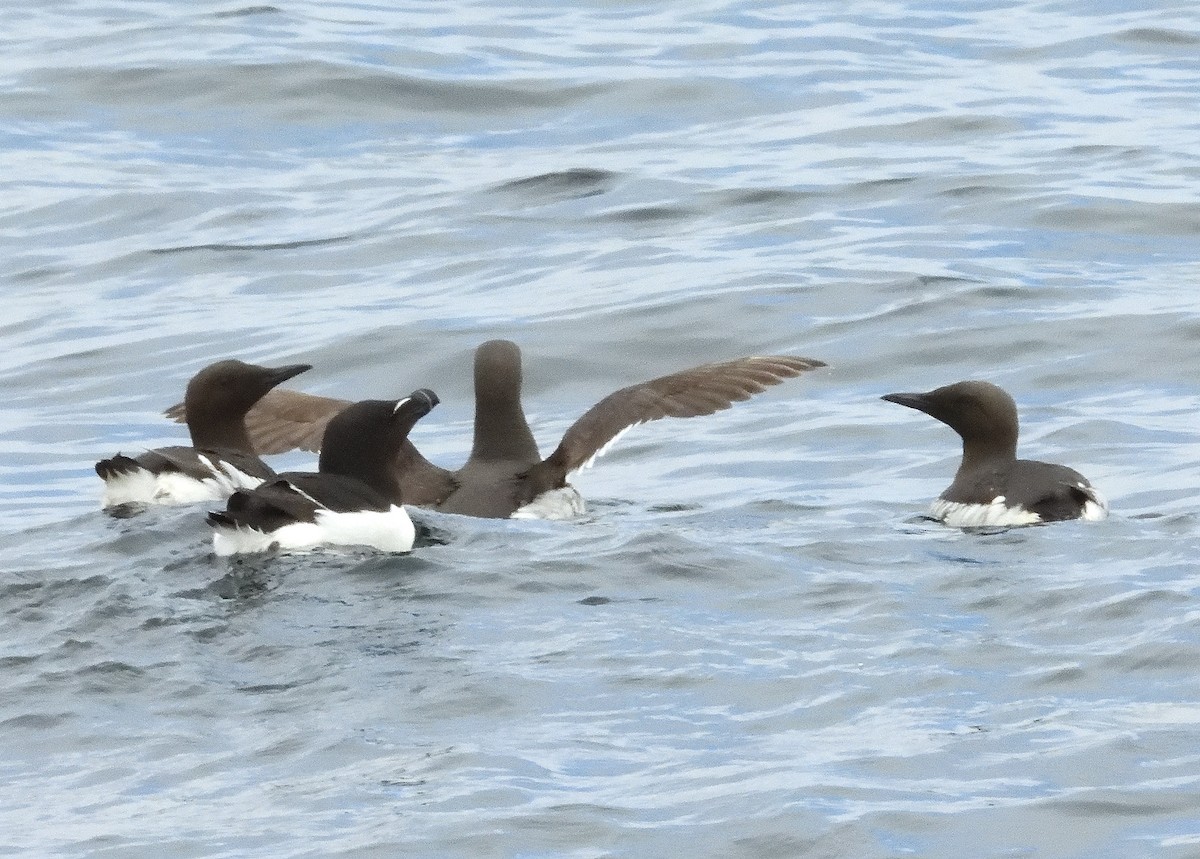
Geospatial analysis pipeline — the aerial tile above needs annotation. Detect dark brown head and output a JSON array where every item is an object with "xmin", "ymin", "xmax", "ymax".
[
  {"xmin": 319, "ymin": 390, "xmax": 439, "ymax": 496},
  {"xmin": 473, "ymin": 340, "xmax": 524, "ymax": 406},
  {"xmin": 184, "ymin": 359, "xmax": 311, "ymax": 448},
  {"xmin": 882, "ymin": 380, "xmax": 1020, "ymax": 464},
  {"xmin": 468, "ymin": 340, "xmax": 539, "ymax": 463}
]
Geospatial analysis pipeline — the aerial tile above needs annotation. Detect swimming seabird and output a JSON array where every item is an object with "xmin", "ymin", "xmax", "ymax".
[
  {"xmin": 96, "ymin": 359, "xmax": 310, "ymax": 508},
  {"xmin": 207, "ymin": 389, "xmax": 438, "ymax": 554},
  {"xmin": 882, "ymin": 380, "xmax": 1107, "ymax": 527}
]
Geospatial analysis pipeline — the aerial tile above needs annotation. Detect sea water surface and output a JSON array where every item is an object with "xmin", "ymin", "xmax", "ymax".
[{"xmin": 3, "ymin": 2, "xmax": 1200, "ymax": 857}]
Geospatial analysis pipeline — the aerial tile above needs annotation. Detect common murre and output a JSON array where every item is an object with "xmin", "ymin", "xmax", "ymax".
[
  {"xmin": 169, "ymin": 340, "xmax": 825, "ymax": 519},
  {"xmin": 96, "ymin": 359, "xmax": 311, "ymax": 508},
  {"xmin": 207, "ymin": 389, "xmax": 438, "ymax": 555},
  {"xmin": 881, "ymin": 380, "xmax": 1108, "ymax": 527}
]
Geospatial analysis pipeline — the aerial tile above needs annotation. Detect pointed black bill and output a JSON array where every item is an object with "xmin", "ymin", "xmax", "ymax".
[
  {"xmin": 881, "ymin": 392, "xmax": 933, "ymax": 415},
  {"xmin": 267, "ymin": 363, "xmax": 312, "ymax": 386}
]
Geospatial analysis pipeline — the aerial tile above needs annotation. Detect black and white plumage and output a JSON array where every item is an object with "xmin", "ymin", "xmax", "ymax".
[
  {"xmin": 881, "ymin": 380, "xmax": 1108, "ymax": 527},
  {"xmin": 171, "ymin": 340, "xmax": 825, "ymax": 519},
  {"xmin": 96, "ymin": 359, "xmax": 311, "ymax": 508},
  {"xmin": 207, "ymin": 389, "xmax": 439, "ymax": 555}
]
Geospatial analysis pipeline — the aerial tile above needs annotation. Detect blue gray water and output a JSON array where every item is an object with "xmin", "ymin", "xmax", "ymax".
[{"xmin": 4, "ymin": 2, "xmax": 1200, "ymax": 856}]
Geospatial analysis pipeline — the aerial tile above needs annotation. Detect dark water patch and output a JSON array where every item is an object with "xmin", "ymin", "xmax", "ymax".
[
  {"xmin": 726, "ymin": 188, "xmax": 810, "ymax": 206},
  {"xmin": 744, "ymin": 499, "xmax": 826, "ymax": 515},
  {"xmin": 1114, "ymin": 27, "xmax": 1200, "ymax": 47},
  {"xmin": 2, "ymin": 573, "xmax": 113, "ymax": 609},
  {"xmin": 852, "ymin": 176, "xmax": 920, "ymax": 192},
  {"xmin": 595, "ymin": 204, "xmax": 695, "ymax": 225},
  {"xmin": 714, "ymin": 187, "xmax": 826, "ymax": 209},
  {"xmin": 39, "ymin": 660, "xmax": 152, "ymax": 695},
  {"xmin": 938, "ymin": 183, "xmax": 1003, "ymax": 199},
  {"xmin": 149, "ymin": 235, "xmax": 353, "ymax": 255},
  {"xmin": 1030, "ymin": 665, "xmax": 1087, "ymax": 687},
  {"xmin": 1086, "ymin": 589, "xmax": 1188, "ymax": 622},
  {"xmin": 26, "ymin": 63, "xmax": 610, "ymax": 124},
  {"xmin": 213, "ymin": 5, "xmax": 282, "ymax": 17},
  {"xmin": 1033, "ymin": 201, "xmax": 1200, "ymax": 237},
  {"xmin": 9, "ymin": 265, "xmax": 70, "ymax": 283},
  {"xmin": 493, "ymin": 168, "xmax": 619, "ymax": 203},
  {"xmin": 2, "ymin": 712, "xmax": 74, "ymax": 730},
  {"xmin": 811, "ymin": 114, "xmax": 1020, "ymax": 145},
  {"xmin": 187, "ymin": 623, "xmax": 233, "ymax": 643},
  {"xmin": 1102, "ymin": 642, "xmax": 1200, "ymax": 673},
  {"xmin": 645, "ymin": 502, "xmax": 703, "ymax": 514},
  {"xmin": 1042, "ymin": 796, "xmax": 1175, "ymax": 818},
  {"xmin": 1060, "ymin": 144, "xmax": 1150, "ymax": 160},
  {"xmin": 0, "ymin": 654, "xmax": 40, "ymax": 670},
  {"xmin": 206, "ymin": 560, "xmax": 282, "ymax": 601},
  {"xmin": 912, "ymin": 274, "xmax": 982, "ymax": 289},
  {"xmin": 100, "ymin": 502, "xmax": 147, "ymax": 520},
  {"xmin": 201, "ymin": 543, "xmax": 445, "ymax": 592},
  {"xmin": 235, "ymin": 680, "xmax": 315, "ymax": 695}
]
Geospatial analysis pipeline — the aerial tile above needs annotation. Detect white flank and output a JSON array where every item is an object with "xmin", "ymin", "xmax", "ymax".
[
  {"xmin": 931, "ymin": 496, "xmax": 1042, "ymax": 528},
  {"xmin": 1078, "ymin": 484, "xmax": 1109, "ymax": 521},
  {"xmin": 100, "ymin": 467, "xmax": 161, "ymax": 508},
  {"xmin": 932, "ymin": 482, "xmax": 1110, "ymax": 528},
  {"xmin": 512, "ymin": 485, "xmax": 587, "ymax": 520},
  {"xmin": 151, "ymin": 471, "xmax": 231, "ymax": 504},
  {"xmin": 211, "ymin": 505, "xmax": 415, "ymax": 556},
  {"xmin": 101, "ymin": 468, "xmax": 229, "ymax": 507},
  {"xmin": 103, "ymin": 457, "xmax": 266, "ymax": 509}
]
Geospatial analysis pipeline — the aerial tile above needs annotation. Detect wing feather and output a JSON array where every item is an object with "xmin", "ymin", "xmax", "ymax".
[{"xmin": 542, "ymin": 355, "xmax": 824, "ymax": 476}]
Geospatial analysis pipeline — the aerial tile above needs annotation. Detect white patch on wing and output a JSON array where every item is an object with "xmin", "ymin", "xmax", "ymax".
[
  {"xmin": 211, "ymin": 505, "xmax": 415, "ymax": 556},
  {"xmin": 573, "ymin": 422, "xmax": 643, "ymax": 475},
  {"xmin": 511, "ymin": 485, "xmax": 586, "ymax": 520},
  {"xmin": 283, "ymin": 481, "xmax": 323, "ymax": 507},
  {"xmin": 931, "ymin": 497, "xmax": 1042, "ymax": 528},
  {"xmin": 212, "ymin": 459, "xmax": 266, "ymax": 493}
]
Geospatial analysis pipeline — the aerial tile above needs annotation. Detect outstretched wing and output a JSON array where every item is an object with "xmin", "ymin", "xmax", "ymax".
[
  {"xmin": 538, "ymin": 355, "xmax": 825, "ymax": 477},
  {"xmin": 166, "ymin": 388, "xmax": 351, "ymax": 455}
]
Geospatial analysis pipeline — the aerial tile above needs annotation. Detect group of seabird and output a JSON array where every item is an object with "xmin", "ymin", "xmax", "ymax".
[{"xmin": 95, "ymin": 340, "xmax": 1107, "ymax": 555}]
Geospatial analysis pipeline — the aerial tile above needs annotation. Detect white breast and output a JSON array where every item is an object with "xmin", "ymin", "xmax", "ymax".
[{"xmin": 211, "ymin": 505, "xmax": 416, "ymax": 556}]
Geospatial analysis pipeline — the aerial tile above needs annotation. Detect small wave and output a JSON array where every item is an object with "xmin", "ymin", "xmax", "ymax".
[
  {"xmin": 494, "ymin": 168, "xmax": 619, "ymax": 200},
  {"xmin": 149, "ymin": 235, "xmax": 353, "ymax": 255},
  {"xmin": 213, "ymin": 5, "xmax": 282, "ymax": 18}
]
